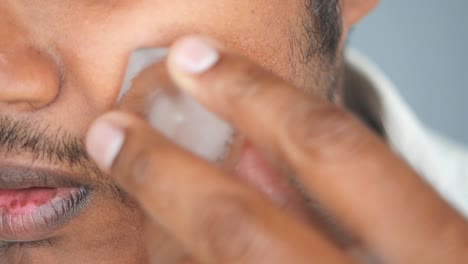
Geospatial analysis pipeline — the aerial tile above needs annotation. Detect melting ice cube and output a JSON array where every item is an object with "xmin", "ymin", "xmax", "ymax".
[{"xmin": 119, "ymin": 48, "xmax": 234, "ymax": 163}]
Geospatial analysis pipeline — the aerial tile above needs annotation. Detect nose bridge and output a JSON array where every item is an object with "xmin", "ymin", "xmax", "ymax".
[{"xmin": 0, "ymin": 7, "xmax": 60, "ymax": 112}]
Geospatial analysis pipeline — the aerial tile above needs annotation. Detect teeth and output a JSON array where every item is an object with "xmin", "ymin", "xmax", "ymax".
[{"xmin": 120, "ymin": 48, "xmax": 234, "ymax": 163}]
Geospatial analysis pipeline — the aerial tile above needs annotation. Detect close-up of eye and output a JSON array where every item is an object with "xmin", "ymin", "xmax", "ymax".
[{"xmin": 0, "ymin": 1, "xmax": 467, "ymax": 263}]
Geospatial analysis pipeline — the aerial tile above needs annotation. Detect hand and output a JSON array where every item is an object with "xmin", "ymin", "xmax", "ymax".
[{"xmin": 86, "ymin": 36, "xmax": 468, "ymax": 263}]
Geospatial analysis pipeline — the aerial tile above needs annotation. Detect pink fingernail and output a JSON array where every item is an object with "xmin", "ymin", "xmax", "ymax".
[
  {"xmin": 173, "ymin": 37, "xmax": 219, "ymax": 74},
  {"xmin": 86, "ymin": 121, "xmax": 125, "ymax": 171}
]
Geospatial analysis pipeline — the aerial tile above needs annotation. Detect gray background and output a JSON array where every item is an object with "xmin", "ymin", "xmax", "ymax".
[{"xmin": 350, "ymin": 0, "xmax": 468, "ymax": 146}]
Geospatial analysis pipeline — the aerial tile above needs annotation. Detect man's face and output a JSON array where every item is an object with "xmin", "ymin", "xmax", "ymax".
[{"xmin": 0, "ymin": 1, "xmax": 353, "ymax": 263}]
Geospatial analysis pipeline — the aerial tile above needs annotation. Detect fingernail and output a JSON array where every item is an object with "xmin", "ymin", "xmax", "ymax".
[
  {"xmin": 86, "ymin": 120, "xmax": 125, "ymax": 171},
  {"xmin": 173, "ymin": 37, "xmax": 219, "ymax": 74}
]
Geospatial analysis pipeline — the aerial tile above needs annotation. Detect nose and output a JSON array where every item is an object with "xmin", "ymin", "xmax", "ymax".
[{"xmin": 0, "ymin": 18, "xmax": 60, "ymax": 112}]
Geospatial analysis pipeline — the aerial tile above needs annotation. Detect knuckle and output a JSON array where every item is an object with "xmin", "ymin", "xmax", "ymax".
[
  {"xmin": 130, "ymin": 148, "xmax": 157, "ymax": 184},
  {"xmin": 216, "ymin": 58, "xmax": 281, "ymax": 110},
  {"xmin": 226, "ymin": 64, "xmax": 266, "ymax": 103},
  {"xmin": 195, "ymin": 194, "xmax": 262, "ymax": 262},
  {"xmin": 282, "ymin": 102, "xmax": 372, "ymax": 161},
  {"xmin": 120, "ymin": 145, "xmax": 156, "ymax": 190},
  {"xmin": 113, "ymin": 124, "xmax": 162, "ymax": 189}
]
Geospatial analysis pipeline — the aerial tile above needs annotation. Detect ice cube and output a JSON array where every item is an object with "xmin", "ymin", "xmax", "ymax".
[{"xmin": 119, "ymin": 48, "xmax": 234, "ymax": 162}]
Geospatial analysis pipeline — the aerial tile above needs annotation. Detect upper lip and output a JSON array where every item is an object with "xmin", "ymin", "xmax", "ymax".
[{"xmin": 0, "ymin": 166, "xmax": 88, "ymax": 190}]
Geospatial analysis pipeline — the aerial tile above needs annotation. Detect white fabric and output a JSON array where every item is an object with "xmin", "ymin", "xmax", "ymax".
[{"xmin": 345, "ymin": 50, "xmax": 468, "ymax": 216}]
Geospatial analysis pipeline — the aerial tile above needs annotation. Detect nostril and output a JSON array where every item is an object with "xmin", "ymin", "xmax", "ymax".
[{"xmin": 0, "ymin": 47, "xmax": 61, "ymax": 111}]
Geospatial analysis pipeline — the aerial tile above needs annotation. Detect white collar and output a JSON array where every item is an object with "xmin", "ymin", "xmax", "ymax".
[{"xmin": 344, "ymin": 49, "xmax": 468, "ymax": 216}]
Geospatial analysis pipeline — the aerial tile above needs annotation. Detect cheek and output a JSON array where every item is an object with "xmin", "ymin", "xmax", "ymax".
[{"xmin": 41, "ymin": 0, "xmax": 302, "ymax": 112}]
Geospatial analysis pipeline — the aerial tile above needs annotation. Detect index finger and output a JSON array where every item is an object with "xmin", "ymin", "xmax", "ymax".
[
  {"xmin": 167, "ymin": 36, "xmax": 468, "ymax": 263},
  {"xmin": 85, "ymin": 112, "xmax": 352, "ymax": 264}
]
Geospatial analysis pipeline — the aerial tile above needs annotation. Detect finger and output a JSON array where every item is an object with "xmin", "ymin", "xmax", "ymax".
[
  {"xmin": 85, "ymin": 112, "xmax": 352, "ymax": 264},
  {"xmin": 115, "ymin": 52, "xmax": 353, "ymax": 249},
  {"xmin": 144, "ymin": 219, "xmax": 193, "ymax": 264},
  {"xmin": 166, "ymin": 36, "xmax": 468, "ymax": 263}
]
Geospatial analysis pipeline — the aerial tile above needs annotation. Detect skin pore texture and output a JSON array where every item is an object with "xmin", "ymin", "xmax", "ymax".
[{"xmin": 0, "ymin": 0, "xmax": 378, "ymax": 263}]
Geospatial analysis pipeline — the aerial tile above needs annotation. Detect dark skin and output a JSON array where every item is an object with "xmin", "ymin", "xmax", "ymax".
[
  {"xmin": 87, "ymin": 37, "xmax": 468, "ymax": 263},
  {"xmin": 1, "ymin": 0, "xmax": 340, "ymax": 262},
  {"xmin": 2, "ymin": 0, "xmax": 467, "ymax": 262}
]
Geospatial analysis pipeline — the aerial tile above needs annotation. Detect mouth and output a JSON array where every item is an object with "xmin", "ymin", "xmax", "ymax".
[
  {"xmin": 0, "ymin": 166, "xmax": 92, "ymax": 242},
  {"xmin": 234, "ymin": 141, "xmax": 313, "ymax": 218}
]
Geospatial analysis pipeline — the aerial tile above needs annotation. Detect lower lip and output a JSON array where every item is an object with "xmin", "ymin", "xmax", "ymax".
[
  {"xmin": 0, "ymin": 187, "xmax": 90, "ymax": 241},
  {"xmin": 235, "ymin": 144, "xmax": 318, "ymax": 225}
]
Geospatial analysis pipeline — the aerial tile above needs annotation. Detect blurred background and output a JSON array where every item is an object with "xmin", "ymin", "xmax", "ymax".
[{"xmin": 350, "ymin": 0, "xmax": 468, "ymax": 146}]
